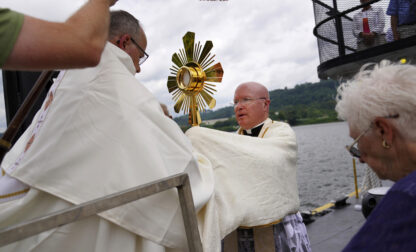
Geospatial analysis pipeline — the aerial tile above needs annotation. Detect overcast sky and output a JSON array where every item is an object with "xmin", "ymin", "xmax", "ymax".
[{"xmin": 1, "ymin": 0, "xmax": 320, "ymax": 129}]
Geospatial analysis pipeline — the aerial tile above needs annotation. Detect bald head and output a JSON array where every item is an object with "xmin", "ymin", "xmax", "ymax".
[
  {"xmin": 234, "ymin": 82, "xmax": 271, "ymax": 130},
  {"xmin": 235, "ymin": 82, "xmax": 270, "ymax": 100}
]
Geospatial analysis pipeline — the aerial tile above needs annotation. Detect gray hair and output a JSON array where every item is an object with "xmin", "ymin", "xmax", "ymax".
[
  {"xmin": 109, "ymin": 10, "xmax": 142, "ymax": 40},
  {"xmin": 335, "ymin": 60, "xmax": 416, "ymax": 140}
]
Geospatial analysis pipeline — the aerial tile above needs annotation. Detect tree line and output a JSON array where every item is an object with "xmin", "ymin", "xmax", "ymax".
[{"xmin": 175, "ymin": 79, "xmax": 340, "ymax": 132}]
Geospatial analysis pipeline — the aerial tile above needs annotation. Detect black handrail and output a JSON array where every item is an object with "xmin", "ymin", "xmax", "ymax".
[
  {"xmin": 312, "ymin": 0, "xmax": 353, "ymax": 21},
  {"xmin": 312, "ymin": 0, "xmax": 383, "ymax": 54}
]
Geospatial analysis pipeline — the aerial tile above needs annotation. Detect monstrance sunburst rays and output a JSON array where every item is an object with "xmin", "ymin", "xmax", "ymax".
[{"xmin": 167, "ymin": 32, "xmax": 224, "ymax": 126}]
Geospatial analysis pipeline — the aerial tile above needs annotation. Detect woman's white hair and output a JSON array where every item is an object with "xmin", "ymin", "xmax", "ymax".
[{"xmin": 336, "ymin": 60, "xmax": 416, "ymax": 140}]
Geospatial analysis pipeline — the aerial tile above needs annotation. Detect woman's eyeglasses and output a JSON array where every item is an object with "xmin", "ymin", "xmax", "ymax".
[{"xmin": 345, "ymin": 114, "xmax": 399, "ymax": 158}]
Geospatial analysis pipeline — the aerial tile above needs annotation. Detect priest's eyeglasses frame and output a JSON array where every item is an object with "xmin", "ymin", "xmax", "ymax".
[
  {"xmin": 130, "ymin": 38, "xmax": 149, "ymax": 65},
  {"xmin": 233, "ymin": 97, "xmax": 267, "ymax": 107}
]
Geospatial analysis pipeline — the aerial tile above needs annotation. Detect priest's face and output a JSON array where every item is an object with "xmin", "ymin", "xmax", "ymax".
[
  {"xmin": 122, "ymin": 29, "xmax": 147, "ymax": 73},
  {"xmin": 234, "ymin": 82, "xmax": 270, "ymax": 130}
]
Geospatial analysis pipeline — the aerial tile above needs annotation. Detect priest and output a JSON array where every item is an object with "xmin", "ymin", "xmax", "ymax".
[
  {"xmin": 0, "ymin": 10, "xmax": 214, "ymax": 252},
  {"xmin": 187, "ymin": 82, "xmax": 311, "ymax": 252}
]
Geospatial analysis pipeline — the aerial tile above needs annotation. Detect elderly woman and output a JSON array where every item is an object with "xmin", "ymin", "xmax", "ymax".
[{"xmin": 336, "ymin": 61, "xmax": 416, "ymax": 251}]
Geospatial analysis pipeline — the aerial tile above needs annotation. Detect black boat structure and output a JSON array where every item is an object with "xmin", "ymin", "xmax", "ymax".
[{"xmin": 313, "ymin": 0, "xmax": 416, "ymax": 80}]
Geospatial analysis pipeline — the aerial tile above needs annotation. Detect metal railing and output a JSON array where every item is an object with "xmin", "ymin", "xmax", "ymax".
[
  {"xmin": 0, "ymin": 172, "xmax": 203, "ymax": 251},
  {"xmin": 312, "ymin": 0, "xmax": 382, "ymax": 59}
]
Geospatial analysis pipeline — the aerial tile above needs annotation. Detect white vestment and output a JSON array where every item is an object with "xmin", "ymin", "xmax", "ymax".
[
  {"xmin": 186, "ymin": 119, "xmax": 300, "ymax": 252},
  {"xmin": 0, "ymin": 43, "xmax": 214, "ymax": 251}
]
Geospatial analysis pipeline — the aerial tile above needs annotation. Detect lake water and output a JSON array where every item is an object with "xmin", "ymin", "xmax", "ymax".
[{"xmin": 293, "ymin": 121, "xmax": 367, "ymax": 211}]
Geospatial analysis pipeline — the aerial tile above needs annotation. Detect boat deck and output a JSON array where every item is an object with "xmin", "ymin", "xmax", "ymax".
[{"xmin": 306, "ymin": 197, "xmax": 364, "ymax": 252}]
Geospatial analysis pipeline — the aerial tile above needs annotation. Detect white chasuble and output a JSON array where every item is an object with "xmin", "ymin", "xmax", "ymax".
[
  {"xmin": 186, "ymin": 119, "xmax": 300, "ymax": 252},
  {"xmin": 0, "ymin": 43, "xmax": 214, "ymax": 252}
]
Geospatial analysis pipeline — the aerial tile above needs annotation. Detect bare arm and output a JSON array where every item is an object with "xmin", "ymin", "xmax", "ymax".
[
  {"xmin": 3, "ymin": 0, "xmax": 118, "ymax": 70},
  {"xmin": 391, "ymin": 15, "xmax": 399, "ymax": 40}
]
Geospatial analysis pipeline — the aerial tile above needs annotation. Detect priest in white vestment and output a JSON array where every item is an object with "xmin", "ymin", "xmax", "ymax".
[
  {"xmin": 0, "ymin": 11, "xmax": 214, "ymax": 252},
  {"xmin": 186, "ymin": 82, "xmax": 312, "ymax": 252}
]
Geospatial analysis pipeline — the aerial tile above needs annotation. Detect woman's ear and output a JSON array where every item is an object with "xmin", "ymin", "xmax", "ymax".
[{"xmin": 374, "ymin": 117, "xmax": 394, "ymax": 143}]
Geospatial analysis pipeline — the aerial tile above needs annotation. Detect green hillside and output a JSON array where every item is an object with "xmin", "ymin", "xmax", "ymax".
[
  {"xmin": 174, "ymin": 106, "xmax": 234, "ymax": 126},
  {"xmin": 174, "ymin": 79, "xmax": 340, "ymax": 131}
]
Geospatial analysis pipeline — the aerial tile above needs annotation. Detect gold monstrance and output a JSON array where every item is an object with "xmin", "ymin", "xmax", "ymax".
[{"xmin": 167, "ymin": 32, "xmax": 224, "ymax": 126}]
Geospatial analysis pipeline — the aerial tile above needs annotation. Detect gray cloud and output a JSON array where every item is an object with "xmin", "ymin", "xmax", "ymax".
[{"xmin": 2, "ymin": 0, "xmax": 320, "ymax": 118}]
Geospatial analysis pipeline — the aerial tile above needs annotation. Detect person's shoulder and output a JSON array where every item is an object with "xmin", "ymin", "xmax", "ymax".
[
  {"xmin": 352, "ymin": 11, "xmax": 361, "ymax": 19},
  {"xmin": 270, "ymin": 120, "xmax": 292, "ymax": 129},
  {"xmin": 0, "ymin": 8, "xmax": 25, "ymax": 67},
  {"xmin": 0, "ymin": 8, "xmax": 21, "ymax": 16},
  {"xmin": 390, "ymin": 170, "xmax": 416, "ymax": 198},
  {"xmin": 266, "ymin": 120, "xmax": 295, "ymax": 136},
  {"xmin": 386, "ymin": 0, "xmax": 399, "ymax": 14},
  {"xmin": 0, "ymin": 8, "xmax": 25, "ymax": 26}
]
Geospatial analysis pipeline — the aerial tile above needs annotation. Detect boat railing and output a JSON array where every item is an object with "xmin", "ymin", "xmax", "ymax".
[
  {"xmin": 0, "ymin": 172, "xmax": 203, "ymax": 251},
  {"xmin": 312, "ymin": 0, "xmax": 383, "ymax": 63},
  {"xmin": 312, "ymin": 0, "xmax": 416, "ymax": 79}
]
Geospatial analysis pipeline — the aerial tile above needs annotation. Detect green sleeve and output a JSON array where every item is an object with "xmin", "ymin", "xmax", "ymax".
[{"xmin": 0, "ymin": 8, "xmax": 24, "ymax": 67}]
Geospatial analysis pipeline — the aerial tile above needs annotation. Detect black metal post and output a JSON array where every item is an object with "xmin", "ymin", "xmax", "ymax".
[{"xmin": 333, "ymin": 0, "xmax": 346, "ymax": 56}]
